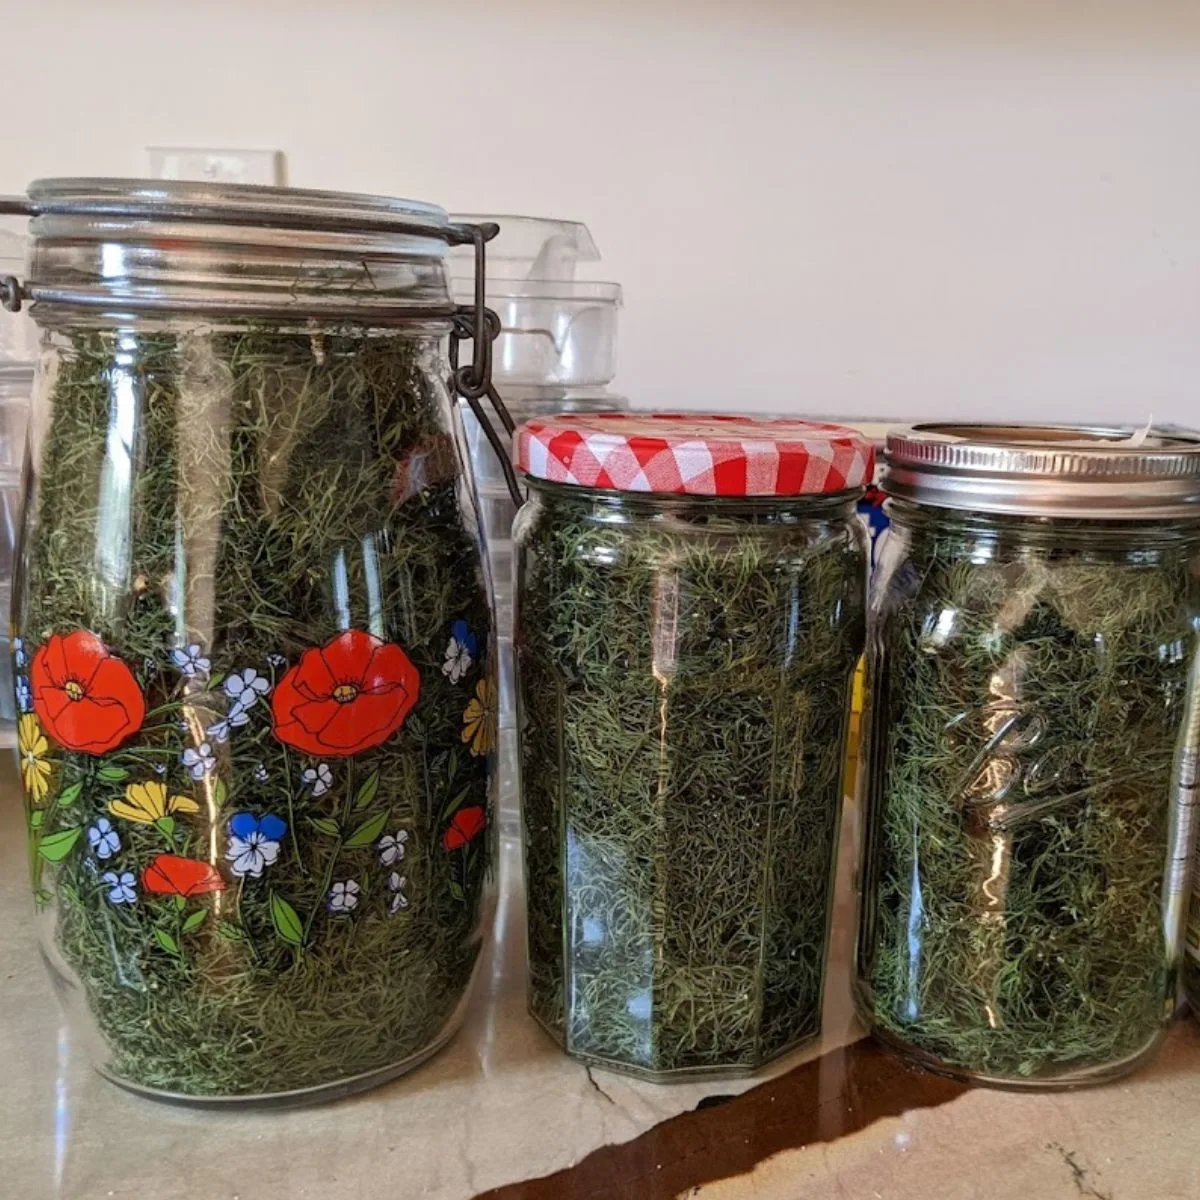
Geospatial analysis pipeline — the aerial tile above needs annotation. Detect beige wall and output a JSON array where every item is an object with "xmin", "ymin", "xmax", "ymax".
[{"xmin": 2, "ymin": 0, "xmax": 1198, "ymax": 427}]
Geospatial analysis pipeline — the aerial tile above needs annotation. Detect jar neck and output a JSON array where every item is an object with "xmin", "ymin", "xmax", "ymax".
[
  {"xmin": 525, "ymin": 479, "xmax": 863, "ymax": 525},
  {"xmin": 886, "ymin": 497, "xmax": 1200, "ymax": 551}
]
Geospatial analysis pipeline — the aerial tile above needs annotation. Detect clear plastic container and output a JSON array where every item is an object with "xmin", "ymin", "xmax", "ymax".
[
  {"xmin": 6, "ymin": 179, "xmax": 501, "ymax": 1105},
  {"xmin": 515, "ymin": 413, "xmax": 873, "ymax": 1078},
  {"xmin": 856, "ymin": 423, "xmax": 1200, "ymax": 1089}
]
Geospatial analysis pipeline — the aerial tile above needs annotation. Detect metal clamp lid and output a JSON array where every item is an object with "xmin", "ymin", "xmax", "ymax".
[
  {"xmin": 0, "ymin": 181, "xmax": 522, "ymax": 505},
  {"xmin": 883, "ymin": 422, "xmax": 1200, "ymax": 519}
]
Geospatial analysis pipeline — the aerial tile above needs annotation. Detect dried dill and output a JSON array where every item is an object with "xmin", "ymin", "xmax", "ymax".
[
  {"xmin": 516, "ymin": 484, "xmax": 865, "ymax": 1077},
  {"xmin": 856, "ymin": 502, "xmax": 1198, "ymax": 1083},
  {"xmin": 18, "ymin": 325, "xmax": 492, "ymax": 1100}
]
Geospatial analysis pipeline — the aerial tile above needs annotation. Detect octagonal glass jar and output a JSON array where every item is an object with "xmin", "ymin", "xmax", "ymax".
[
  {"xmin": 514, "ymin": 413, "xmax": 873, "ymax": 1078},
  {"xmin": 2, "ymin": 179, "xmax": 501, "ymax": 1105}
]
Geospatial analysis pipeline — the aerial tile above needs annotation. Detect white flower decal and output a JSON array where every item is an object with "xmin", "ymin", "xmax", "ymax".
[
  {"xmin": 87, "ymin": 817, "xmax": 120, "ymax": 860},
  {"xmin": 253, "ymin": 763, "xmax": 269, "ymax": 783},
  {"xmin": 224, "ymin": 667, "xmax": 270, "ymax": 710},
  {"xmin": 442, "ymin": 619, "xmax": 479, "ymax": 685},
  {"xmin": 13, "ymin": 637, "xmax": 26, "ymax": 669},
  {"xmin": 15, "ymin": 675, "xmax": 31, "ymax": 713},
  {"xmin": 181, "ymin": 741, "xmax": 216, "ymax": 779},
  {"xmin": 387, "ymin": 872, "xmax": 409, "ymax": 915},
  {"xmin": 328, "ymin": 879, "xmax": 360, "ymax": 913},
  {"xmin": 378, "ymin": 830, "xmax": 409, "ymax": 866},
  {"xmin": 206, "ymin": 706, "xmax": 250, "ymax": 744},
  {"xmin": 301, "ymin": 763, "xmax": 333, "ymax": 797},
  {"xmin": 171, "ymin": 643, "xmax": 211, "ymax": 678},
  {"xmin": 225, "ymin": 813, "xmax": 287, "ymax": 878},
  {"xmin": 103, "ymin": 871, "xmax": 137, "ymax": 905}
]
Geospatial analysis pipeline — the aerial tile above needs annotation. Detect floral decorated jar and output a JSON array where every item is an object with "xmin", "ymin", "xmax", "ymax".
[
  {"xmin": 514, "ymin": 413, "xmax": 873, "ymax": 1079},
  {"xmin": 2, "ymin": 180, "xmax": 503, "ymax": 1104}
]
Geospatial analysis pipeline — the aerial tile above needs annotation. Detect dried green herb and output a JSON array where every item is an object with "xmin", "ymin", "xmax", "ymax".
[
  {"xmin": 856, "ymin": 504, "xmax": 1198, "ymax": 1082},
  {"xmin": 18, "ymin": 325, "xmax": 491, "ymax": 1100},
  {"xmin": 517, "ymin": 485, "xmax": 865, "ymax": 1076}
]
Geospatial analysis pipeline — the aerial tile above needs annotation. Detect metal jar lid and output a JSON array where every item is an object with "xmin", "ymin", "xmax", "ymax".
[
  {"xmin": 0, "ymin": 178, "xmax": 486, "ymax": 323},
  {"xmin": 883, "ymin": 423, "xmax": 1200, "ymax": 519}
]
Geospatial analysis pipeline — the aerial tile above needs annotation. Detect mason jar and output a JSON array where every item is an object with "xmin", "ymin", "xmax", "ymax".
[
  {"xmin": 856, "ymin": 423, "xmax": 1200, "ymax": 1089},
  {"xmin": 1, "ymin": 179, "xmax": 504, "ymax": 1104},
  {"xmin": 514, "ymin": 412, "xmax": 873, "ymax": 1078}
]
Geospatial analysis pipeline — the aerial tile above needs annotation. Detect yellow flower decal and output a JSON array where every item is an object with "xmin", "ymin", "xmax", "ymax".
[
  {"xmin": 18, "ymin": 714, "xmax": 51, "ymax": 804},
  {"xmin": 461, "ymin": 676, "xmax": 495, "ymax": 757},
  {"xmin": 110, "ymin": 780, "xmax": 200, "ymax": 825}
]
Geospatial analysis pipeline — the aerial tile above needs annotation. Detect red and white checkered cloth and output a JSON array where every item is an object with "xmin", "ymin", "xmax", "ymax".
[{"xmin": 514, "ymin": 412, "xmax": 874, "ymax": 496}]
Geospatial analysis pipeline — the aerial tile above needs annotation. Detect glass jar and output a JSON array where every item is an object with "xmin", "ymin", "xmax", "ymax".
[
  {"xmin": 2, "ymin": 179, "xmax": 504, "ymax": 1105},
  {"xmin": 856, "ymin": 423, "xmax": 1200, "ymax": 1089},
  {"xmin": 514, "ymin": 413, "xmax": 873, "ymax": 1078}
]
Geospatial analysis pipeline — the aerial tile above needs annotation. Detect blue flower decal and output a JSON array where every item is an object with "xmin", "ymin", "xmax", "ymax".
[
  {"xmin": 102, "ymin": 870, "xmax": 137, "ymax": 905},
  {"xmin": 442, "ymin": 619, "xmax": 479, "ymax": 684},
  {"xmin": 15, "ymin": 675, "xmax": 31, "ymax": 713},
  {"xmin": 12, "ymin": 637, "xmax": 25, "ymax": 669},
  {"xmin": 225, "ymin": 812, "xmax": 287, "ymax": 878},
  {"xmin": 87, "ymin": 817, "xmax": 120, "ymax": 860}
]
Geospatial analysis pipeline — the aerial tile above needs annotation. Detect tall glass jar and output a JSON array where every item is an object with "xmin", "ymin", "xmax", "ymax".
[
  {"xmin": 514, "ymin": 413, "xmax": 873, "ymax": 1078},
  {"xmin": 857, "ymin": 423, "xmax": 1200, "ymax": 1089},
  {"xmin": 1, "ymin": 180, "xmax": 502, "ymax": 1105}
]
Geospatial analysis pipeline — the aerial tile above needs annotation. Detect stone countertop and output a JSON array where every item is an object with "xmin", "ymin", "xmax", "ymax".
[{"xmin": 1, "ymin": 754, "xmax": 1197, "ymax": 1200}]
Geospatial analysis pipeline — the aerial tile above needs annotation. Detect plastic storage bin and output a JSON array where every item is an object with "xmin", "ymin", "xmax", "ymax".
[
  {"xmin": 857, "ymin": 423, "xmax": 1200, "ymax": 1088},
  {"xmin": 3, "ymin": 179, "xmax": 505, "ymax": 1104},
  {"xmin": 515, "ymin": 413, "xmax": 873, "ymax": 1078}
]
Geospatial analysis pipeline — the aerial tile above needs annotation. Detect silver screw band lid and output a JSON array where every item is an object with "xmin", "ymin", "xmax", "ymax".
[{"xmin": 883, "ymin": 422, "xmax": 1200, "ymax": 519}]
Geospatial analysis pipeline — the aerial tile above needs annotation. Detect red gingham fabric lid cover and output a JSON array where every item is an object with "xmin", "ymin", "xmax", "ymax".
[{"xmin": 513, "ymin": 412, "xmax": 875, "ymax": 496}]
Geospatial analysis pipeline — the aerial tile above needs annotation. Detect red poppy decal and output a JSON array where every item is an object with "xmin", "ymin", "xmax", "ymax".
[
  {"xmin": 30, "ymin": 631, "xmax": 146, "ymax": 755},
  {"xmin": 142, "ymin": 854, "xmax": 226, "ymax": 898},
  {"xmin": 271, "ymin": 630, "xmax": 420, "ymax": 758},
  {"xmin": 442, "ymin": 806, "xmax": 487, "ymax": 851}
]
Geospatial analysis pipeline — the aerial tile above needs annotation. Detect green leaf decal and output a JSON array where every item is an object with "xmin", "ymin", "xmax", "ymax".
[
  {"xmin": 449, "ymin": 880, "xmax": 465, "ymax": 902},
  {"xmin": 344, "ymin": 811, "xmax": 388, "ymax": 849},
  {"xmin": 57, "ymin": 781, "xmax": 83, "ymax": 807},
  {"xmin": 213, "ymin": 779, "xmax": 229, "ymax": 809},
  {"xmin": 270, "ymin": 892, "xmax": 304, "ymax": 947},
  {"xmin": 308, "ymin": 816, "xmax": 341, "ymax": 838},
  {"xmin": 442, "ymin": 784, "xmax": 472, "ymax": 821},
  {"xmin": 353, "ymin": 769, "xmax": 380, "ymax": 812},
  {"xmin": 97, "ymin": 765, "xmax": 128, "ymax": 783},
  {"xmin": 181, "ymin": 909, "xmax": 208, "ymax": 934},
  {"xmin": 37, "ymin": 826, "xmax": 83, "ymax": 862},
  {"xmin": 153, "ymin": 928, "xmax": 181, "ymax": 956},
  {"xmin": 216, "ymin": 920, "xmax": 247, "ymax": 943},
  {"xmin": 29, "ymin": 810, "xmax": 44, "ymax": 829},
  {"xmin": 155, "ymin": 815, "xmax": 177, "ymax": 837}
]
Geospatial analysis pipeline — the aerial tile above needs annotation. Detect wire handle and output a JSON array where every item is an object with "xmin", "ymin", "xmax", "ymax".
[{"xmin": 449, "ymin": 221, "xmax": 524, "ymax": 507}]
